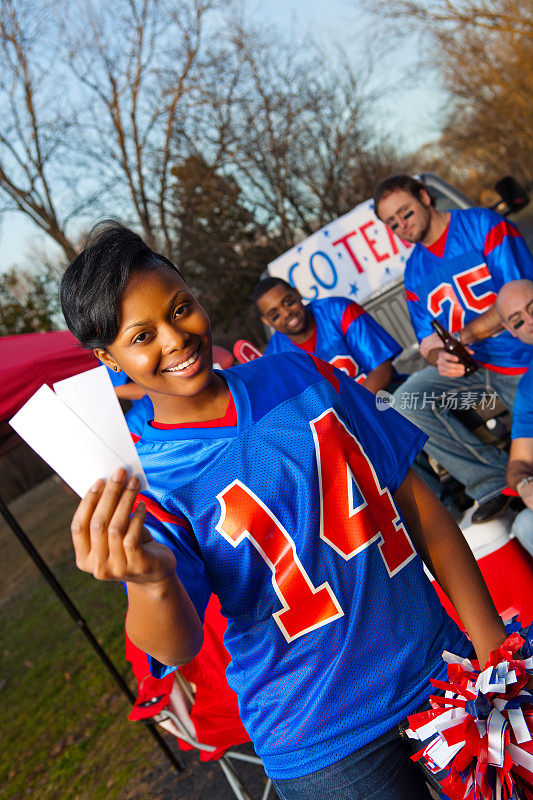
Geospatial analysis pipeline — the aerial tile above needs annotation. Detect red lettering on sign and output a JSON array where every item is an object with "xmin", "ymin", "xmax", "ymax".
[
  {"xmin": 360, "ymin": 220, "xmax": 389, "ymax": 263},
  {"xmin": 385, "ymin": 225, "xmax": 400, "ymax": 255},
  {"xmin": 332, "ymin": 231, "xmax": 364, "ymax": 274}
]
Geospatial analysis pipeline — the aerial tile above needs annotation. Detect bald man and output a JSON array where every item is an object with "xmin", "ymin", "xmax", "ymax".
[{"xmin": 496, "ymin": 279, "xmax": 533, "ymax": 555}]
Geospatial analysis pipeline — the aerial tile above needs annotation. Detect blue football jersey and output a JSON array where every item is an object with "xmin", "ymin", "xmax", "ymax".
[
  {"xmin": 106, "ymin": 366, "xmax": 154, "ymax": 437},
  {"xmin": 511, "ymin": 364, "xmax": 533, "ymax": 439},
  {"xmin": 134, "ymin": 352, "xmax": 470, "ymax": 779},
  {"xmin": 264, "ymin": 296, "xmax": 401, "ymax": 382},
  {"xmin": 405, "ymin": 208, "xmax": 533, "ymax": 370}
]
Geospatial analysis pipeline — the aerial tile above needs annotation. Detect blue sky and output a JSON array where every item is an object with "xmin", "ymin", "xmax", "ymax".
[{"xmin": 0, "ymin": 0, "xmax": 445, "ymax": 271}]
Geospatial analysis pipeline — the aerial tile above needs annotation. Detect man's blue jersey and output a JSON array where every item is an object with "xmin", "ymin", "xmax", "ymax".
[
  {"xmin": 512, "ymin": 364, "xmax": 533, "ymax": 439},
  {"xmin": 134, "ymin": 353, "xmax": 469, "ymax": 779},
  {"xmin": 264, "ymin": 296, "xmax": 401, "ymax": 382},
  {"xmin": 405, "ymin": 208, "xmax": 533, "ymax": 371},
  {"xmin": 106, "ymin": 366, "xmax": 154, "ymax": 437}
]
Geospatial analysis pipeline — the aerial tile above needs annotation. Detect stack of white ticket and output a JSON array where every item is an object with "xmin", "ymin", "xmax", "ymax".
[{"xmin": 10, "ymin": 366, "xmax": 147, "ymax": 497}]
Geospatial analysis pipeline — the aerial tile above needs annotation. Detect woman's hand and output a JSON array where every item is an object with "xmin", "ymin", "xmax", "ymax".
[{"xmin": 71, "ymin": 467, "xmax": 176, "ymax": 585}]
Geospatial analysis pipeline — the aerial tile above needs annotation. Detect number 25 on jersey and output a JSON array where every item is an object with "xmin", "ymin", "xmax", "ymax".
[{"xmin": 216, "ymin": 409, "xmax": 416, "ymax": 642}]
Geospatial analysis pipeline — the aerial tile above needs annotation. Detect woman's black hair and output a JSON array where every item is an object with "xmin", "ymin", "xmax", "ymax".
[
  {"xmin": 60, "ymin": 221, "xmax": 182, "ymax": 350},
  {"xmin": 252, "ymin": 276, "xmax": 294, "ymax": 307}
]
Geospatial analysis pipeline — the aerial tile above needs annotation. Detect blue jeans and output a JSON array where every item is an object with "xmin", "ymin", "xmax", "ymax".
[
  {"xmin": 392, "ymin": 366, "xmax": 521, "ymax": 502},
  {"xmin": 511, "ymin": 508, "xmax": 533, "ymax": 557},
  {"xmin": 272, "ymin": 726, "xmax": 433, "ymax": 800}
]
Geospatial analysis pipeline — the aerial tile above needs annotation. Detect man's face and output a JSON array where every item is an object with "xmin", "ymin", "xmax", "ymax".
[
  {"xmin": 257, "ymin": 284, "xmax": 309, "ymax": 337},
  {"xmin": 499, "ymin": 284, "xmax": 533, "ymax": 345},
  {"xmin": 376, "ymin": 188, "xmax": 433, "ymax": 244}
]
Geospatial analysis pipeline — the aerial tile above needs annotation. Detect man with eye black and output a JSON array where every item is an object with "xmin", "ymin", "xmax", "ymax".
[
  {"xmin": 496, "ymin": 279, "xmax": 533, "ymax": 555},
  {"xmin": 374, "ymin": 175, "xmax": 533, "ymax": 524}
]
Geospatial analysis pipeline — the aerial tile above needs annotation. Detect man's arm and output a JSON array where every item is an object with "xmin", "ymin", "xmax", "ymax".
[
  {"xmin": 394, "ymin": 469, "xmax": 506, "ymax": 666},
  {"xmin": 459, "ymin": 305, "xmax": 503, "ymax": 345},
  {"xmin": 507, "ymin": 438, "xmax": 533, "ymax": 511},
  {"xmin": 361, "ymin": 359, "xmax": 394, "ymax": 394}
]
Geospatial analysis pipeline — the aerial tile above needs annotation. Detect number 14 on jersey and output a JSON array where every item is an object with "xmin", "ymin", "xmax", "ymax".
[{"xmin": 216, "ymin": 408, "xmax": 416, "ymax": 642}]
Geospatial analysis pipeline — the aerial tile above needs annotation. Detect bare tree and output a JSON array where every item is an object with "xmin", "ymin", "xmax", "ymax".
[
  {"xmin": 0, "ymin": 0, "xmax": 228, "ymax": 264},
  {"xmin": 0, "ymin": 0, "xmax": 407, "ymax": 310},
  {"xmin": 436, "ymin": 8, "xmax": 533, "ymax": 186},
  {"xmin": 362, "ymin": 0, "xmax": 533, "ymax": 189},
  {"xmin": 0, "ymin": 0, "xmax": 82, "ymax": 260},
  {"xmin": 220, "ymin": 22, "xmax": 405, "ymax": 250},
  {"xmin": 65, "ymin": 0, "xmax": 226, "ymax": 256},
  {"xmin": 377, "ymin": 0, "xmax": 533, "ymax": 38}
]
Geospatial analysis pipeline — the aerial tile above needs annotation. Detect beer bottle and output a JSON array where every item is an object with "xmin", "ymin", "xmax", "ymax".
[{"xmin": 431, "ymin": 320, "xmax": 479, "ymax": 375}]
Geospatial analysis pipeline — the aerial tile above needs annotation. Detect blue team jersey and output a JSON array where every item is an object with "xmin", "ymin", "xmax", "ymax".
[
  {"xmin": 405, "ymin": 208, "xmax": 533, "ymax": 371},
  {"xmin": 512, "ymin": 364, "xmax": 533, "ymax": 439},
  {"xmin": 106, "ymin": 366, "xmax": 154, "ymax": 437},
  {"xmin": 264, "ymin": 296, "xmax": 401, "ymax": 382},
  {"xmin": 134, "ymin": 353, "xmax": 469, "ymax": 779}
]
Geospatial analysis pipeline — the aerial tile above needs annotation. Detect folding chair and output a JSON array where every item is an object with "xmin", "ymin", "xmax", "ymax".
[{"xmin": 126, "ymin": 595, "xmax": 275, "ymax": 800}]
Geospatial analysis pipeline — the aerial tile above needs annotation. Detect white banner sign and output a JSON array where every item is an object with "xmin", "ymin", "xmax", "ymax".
[{"xmin": 267, "ymin": 199, "xmax": 413, "ymax": 304}]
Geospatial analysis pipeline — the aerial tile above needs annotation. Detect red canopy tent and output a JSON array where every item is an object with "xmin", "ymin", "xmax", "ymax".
[{"xmin": 0, "ymin": 330, "xmax": 98, "ymax": 424}]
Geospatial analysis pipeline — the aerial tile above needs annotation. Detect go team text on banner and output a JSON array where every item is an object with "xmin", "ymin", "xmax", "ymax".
[{"xmin": 267, "ymin": 199, "xmax": 413, "ymax": 304}]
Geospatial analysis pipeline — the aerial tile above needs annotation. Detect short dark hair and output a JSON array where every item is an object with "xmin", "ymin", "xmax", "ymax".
[
  {"xmin": 373, "ymin": 175, "xmax": 435, "ymax": 219},
  {"xmin": 252, "ymin": 276, "xmax": 294, "ymax": 306},
  {"xmin": 60, "ymin": 221, "xmax": 182, "ymax": 350}
]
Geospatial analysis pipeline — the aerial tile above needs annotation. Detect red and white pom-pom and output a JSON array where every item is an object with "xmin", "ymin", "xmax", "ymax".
[{"xmin": 406, "ymin": 632, "xmax": 533, "ymax": 799}]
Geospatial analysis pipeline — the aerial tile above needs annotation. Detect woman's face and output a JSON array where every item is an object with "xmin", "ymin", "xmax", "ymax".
[{"xmin": 96, "ymin": 266, "xmax": 214, "ymax": 405}]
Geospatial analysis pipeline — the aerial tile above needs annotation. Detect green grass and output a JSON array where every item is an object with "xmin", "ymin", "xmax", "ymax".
[
  {"xmin": 0, "ymin": 478, "xmax": 268, "ymax": 800},
  {"xmin": 0, "ymin": 550, "xmax": 169, "ymax": 800}
]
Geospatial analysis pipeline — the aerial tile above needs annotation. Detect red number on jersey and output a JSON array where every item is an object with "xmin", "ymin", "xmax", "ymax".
[
  {"xmin": 216, "ymin": 480, "xmax": 343, "ymax": 642},
  {"xmin": 329, "ymin": 355, "xmax": 364, "ymax": 382},
  {"xmin": 427, "ymin": 283, "xmax": 464, "ymax": 331},
  {"xmin": 216, "ymin": 408, "xmax": 415, "ymax": 640},
  {"xmin": 427, "ymin": 264, "xmax": 496, "ymax": 332},
  {"xmin": 311, "ymin": 409, "xmax": 415, "ymax": 576},
  {"xmin": 454, "ymin": 264, "xmax": 496, "ymax": 313}
]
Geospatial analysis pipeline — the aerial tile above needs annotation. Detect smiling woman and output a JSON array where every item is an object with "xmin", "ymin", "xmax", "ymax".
[
  {"xmin": 58, "ymin": 219, "xmax": 509, "ymax": 800},
  {"xmin": 94, "ymin": 270, "xmax": 228, "ymax": 425},
  {"xmin": 60, "ymin": 222, "xmax": 229, "ymax": 425}
]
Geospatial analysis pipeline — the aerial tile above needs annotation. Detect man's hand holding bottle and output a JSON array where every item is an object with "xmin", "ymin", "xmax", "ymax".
[{"xmin": 419, "ymin": 321, "xmax": 479, "ymax": 378}]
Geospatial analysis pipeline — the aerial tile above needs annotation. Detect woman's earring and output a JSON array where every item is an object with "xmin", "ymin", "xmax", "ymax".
[{"xmin": 114, "ymin": 366, "xmax": 119, "ymax": 372}]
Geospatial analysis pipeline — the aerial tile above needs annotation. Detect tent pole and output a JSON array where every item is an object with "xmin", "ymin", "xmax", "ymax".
[{"xmin": 0, "ymin": 493, "xmax": 183, "ymax": 773}]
